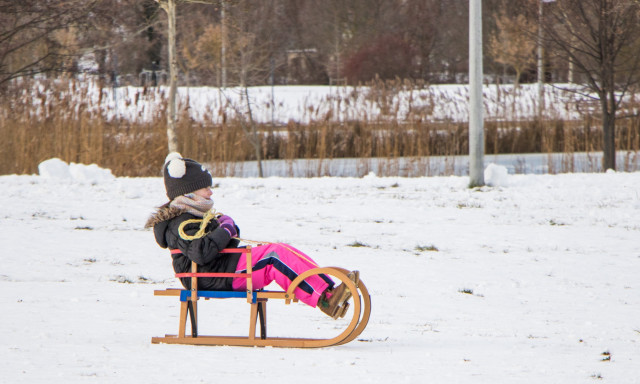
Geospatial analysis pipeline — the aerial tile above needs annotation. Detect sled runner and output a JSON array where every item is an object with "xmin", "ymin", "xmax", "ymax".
[{"xmin": 152, "ymin": 246, "xmax": 371, "ymax": 348}]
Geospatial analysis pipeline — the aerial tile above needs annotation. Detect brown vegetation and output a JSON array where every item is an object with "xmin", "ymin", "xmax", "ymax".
[{"xmin": 1, "ymin": 78, "xmax": 639, "ymax": 177}]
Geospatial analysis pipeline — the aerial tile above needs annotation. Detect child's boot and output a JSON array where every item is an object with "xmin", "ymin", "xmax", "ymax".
[
  {"xmin": 317, "ymin": 270, "xmax": 359, "ymax": 319},
  {"xmin": 317, "ymin": 293, "xmax": 340, "ymax": 318}
]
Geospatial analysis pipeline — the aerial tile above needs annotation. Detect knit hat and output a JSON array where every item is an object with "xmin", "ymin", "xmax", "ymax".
[{"xmin": 163, "ymin": 152, "xmax": 212, "ymax": 200}]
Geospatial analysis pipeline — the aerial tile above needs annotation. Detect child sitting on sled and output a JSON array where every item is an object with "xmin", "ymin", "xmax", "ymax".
[{"xmin": 146, "ymin": 153, "xmax": 357, "ymax": 319}]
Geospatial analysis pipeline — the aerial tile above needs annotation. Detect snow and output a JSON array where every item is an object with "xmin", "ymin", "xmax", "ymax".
[
  {"xmin": 1, "ymin": 161, "xmax": 638, "ymax": 383},
  {"xmin": 484, "ymin": 163, "xmax": 510, "ymax": 187},
  {"xmin": 59, "ymin": 82, "xmax": 587, "ymax": 124},
  {"xmin": 38, "ymin": 158, "xmax": 115, "ymax": 183}
]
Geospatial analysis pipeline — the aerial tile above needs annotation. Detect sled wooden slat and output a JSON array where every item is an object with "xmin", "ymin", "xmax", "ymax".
[
  {"xmin": 154, "ymin": 289, "xmax": 182, "ymax": 296},
  {"xmin": 152, "ymin": 246, "xmax": 371, "ymax": 348},
  {"xmin": 152, "ymin": 334, "xmax": 359, "ymax": 348}
]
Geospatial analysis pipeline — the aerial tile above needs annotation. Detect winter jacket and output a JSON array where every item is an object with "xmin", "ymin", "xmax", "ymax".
[{"xmin": 145, "ymin": 205, "xmax": 241, "ymax": 290}]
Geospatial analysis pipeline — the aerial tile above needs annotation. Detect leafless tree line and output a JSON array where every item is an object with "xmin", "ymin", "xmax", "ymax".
[
  {"xmin": 3, "ymin": 1, "xmax": 639, "ymax": 87},
  {"xmin": 0, "ymin": 0, "xmax": 530, "ymax": 88},
  {"xmin": 2, "ymin": 0, "xmax": 640, "ymax": 171}
]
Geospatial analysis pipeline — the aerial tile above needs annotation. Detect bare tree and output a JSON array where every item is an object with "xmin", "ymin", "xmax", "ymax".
[
  {"xmin": 488, "ymin": 12, "xmax": 537, "ymax": 87},
  {"xmin": 542, "ymin": 0, "xmax": 640, "ymax": 171},
  {"xmin": 155, "ymin": 0, "xmax": 219, "ymax": 153},
  {"xmin": 155, "ymin": 0, "xmax": 272, "ymax": 173},
  {"xmin": 155, "ymin": 0, "xmax": 180, "ymax": 153},
  {"xmin": 296, "ymin": 0, "xmax": 388, "ymax": 83},
  {"xmin": 429, "ymin": 0, "xmax": 469, "ymax": 83},
  {"xmin": 391, "ymin": 0, "xmax": 442, "ymax": 80},
  {"xmin": 222, "ymin": 0, "xmax": 275, "ymax": 177},
  {"xmin": 0, "ymin": 1, "xmax": 99, "ymax": 87},
  {"xmin": 180, "ymin": 23, "xmax": 223, "ymax": 85},
  {"xmin": 85, "ymin": 0, "xmax": 166, "ymax": 80}
]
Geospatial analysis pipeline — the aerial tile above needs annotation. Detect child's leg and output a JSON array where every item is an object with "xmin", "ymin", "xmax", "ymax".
[{"xmin": 231, "ymin": 243, "xmax": 334, "ymax": 307}]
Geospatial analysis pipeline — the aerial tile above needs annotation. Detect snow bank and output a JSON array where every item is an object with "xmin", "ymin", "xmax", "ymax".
[
  {"xmin": 484, "ymin": 163, "xmax": 509, "ymax": 187},
  {"xmin": 38, "ymin": 158, "xmax": 115, "ymax": 183}
]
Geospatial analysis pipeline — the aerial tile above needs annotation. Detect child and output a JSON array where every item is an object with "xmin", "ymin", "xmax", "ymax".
[{"xmin": 145, "ymin": 153, "xmax": 357, "ymax": 319}]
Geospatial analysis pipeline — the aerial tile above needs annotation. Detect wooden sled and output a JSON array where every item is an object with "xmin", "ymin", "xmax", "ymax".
[{"xmin": 152, "ymin": 246, "xmax": 371, "ymax": 348}]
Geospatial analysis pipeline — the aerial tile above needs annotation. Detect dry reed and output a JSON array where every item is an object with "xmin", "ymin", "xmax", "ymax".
[{"xmin": 1, "ymin": 78, "xmax": 639, "ymax": 177}]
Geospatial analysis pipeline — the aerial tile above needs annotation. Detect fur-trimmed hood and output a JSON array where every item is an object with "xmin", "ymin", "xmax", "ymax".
[
  {"xmin": 145, "ymin": 205, "xmax": 189, "ymax": 249},
  {"xmin": 144, "ymin": 204, "xmax": 185, "ymax": 229}
]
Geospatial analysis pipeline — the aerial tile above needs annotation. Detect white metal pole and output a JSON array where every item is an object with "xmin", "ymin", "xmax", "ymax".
[{"xmin": 469, "ymin": 0, "xmax": 484, "ymax": 187}]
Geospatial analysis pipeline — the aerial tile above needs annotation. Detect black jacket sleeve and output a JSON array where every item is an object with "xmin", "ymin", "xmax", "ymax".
[{"xmin": 177, "ymin": 226, "xmax": 232, "ymax": 265}]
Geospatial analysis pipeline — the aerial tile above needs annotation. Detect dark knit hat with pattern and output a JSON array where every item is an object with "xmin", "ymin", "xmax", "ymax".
[{"xmin": 163, "ymin": 153, "xmax": 212, "ymax": 200}]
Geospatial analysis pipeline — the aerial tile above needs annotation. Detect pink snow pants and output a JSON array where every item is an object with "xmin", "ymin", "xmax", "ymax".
[{"xmin": 231, "ymin": 243, "xmax": 333, "ymax": 307}]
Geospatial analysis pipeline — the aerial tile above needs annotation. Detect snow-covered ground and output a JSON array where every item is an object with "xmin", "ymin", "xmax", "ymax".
[{"xmin": 1, "ymin": 161, "xmax": 638, "ymax": 383}]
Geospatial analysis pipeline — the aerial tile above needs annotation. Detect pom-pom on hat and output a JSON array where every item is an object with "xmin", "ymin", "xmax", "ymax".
[{"xmin": 163, "ymin": 152, "xmax": 212, "ymax": 200}]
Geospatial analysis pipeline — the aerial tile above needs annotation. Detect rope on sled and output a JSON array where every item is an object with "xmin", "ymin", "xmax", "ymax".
[{"xmin": 178, "ymin": 209, "xmax": 218, "ymax": 240}]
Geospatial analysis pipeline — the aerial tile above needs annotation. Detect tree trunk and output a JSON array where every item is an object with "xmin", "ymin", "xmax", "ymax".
[
  {"xmin": 254, "ymin": 133, "xmax": 264, "ymax": 178},
  {"xmin": 161, "ymin": 0, "xmax": 179, "ymax": 153},
  {"xmin": 601, "ymin": 93, "xmax": 616, "ymax": 171}
]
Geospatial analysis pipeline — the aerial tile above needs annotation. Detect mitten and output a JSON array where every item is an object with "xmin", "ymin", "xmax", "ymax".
[{"xmin": 217, "ymin": 215, "xmax": 237, "ymax": 238}]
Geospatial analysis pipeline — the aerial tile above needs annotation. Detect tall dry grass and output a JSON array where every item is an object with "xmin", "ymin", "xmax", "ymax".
[{"xmin": 1, "ymin": 78, "xmax": 639, "ymax": 177}]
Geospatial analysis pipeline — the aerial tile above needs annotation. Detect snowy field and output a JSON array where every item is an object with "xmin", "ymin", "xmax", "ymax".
[{"xmin": 1, "ymin": 160, "xmax": 639, "ymax": 383}]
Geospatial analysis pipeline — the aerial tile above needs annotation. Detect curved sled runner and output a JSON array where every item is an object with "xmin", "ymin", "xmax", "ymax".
[{"xmin": 152, "ymin": 246, "xmax": 371, "ymax": 348}]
